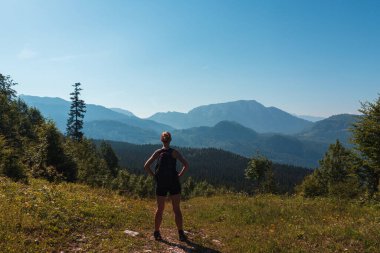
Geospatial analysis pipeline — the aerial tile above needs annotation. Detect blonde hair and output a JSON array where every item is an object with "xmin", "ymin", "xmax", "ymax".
[{"xmin": 160, "ymin": 131, "xmax": 172, "ymax": 143}]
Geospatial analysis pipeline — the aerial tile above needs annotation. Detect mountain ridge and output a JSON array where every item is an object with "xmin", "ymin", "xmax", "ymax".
[
  {"xmin": 296, "ymin": 114, "xmax": 359, "ymax": 146},
  {"xmin": 109, "ymin": 108, "xmax": 135, "ymax": 117},
  {"xmin": 149, "ymin": 100, "xmax": 313, "ymax": 134}
]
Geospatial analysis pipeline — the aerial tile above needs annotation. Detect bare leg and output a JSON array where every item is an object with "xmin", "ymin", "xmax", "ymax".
[
  {"xmin": 170, "ymin": 194, "xmax": 183, "ymax": 230},
  {"xmin": 155, "ymin": 196, "xmax": 166, "ymax": 231}
]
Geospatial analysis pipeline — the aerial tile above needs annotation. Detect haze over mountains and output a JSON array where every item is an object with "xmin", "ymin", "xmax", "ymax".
[
  {"xmin": 293, "ymin": 115, "xmax": 325, "ymax": 122},
  {"xmin": 149, "ymin": 100, "xmax": 313, "ymax": 134},
  {"xmin": 20, "ymin": 95, "xmax": 358, "ymax": 168}
]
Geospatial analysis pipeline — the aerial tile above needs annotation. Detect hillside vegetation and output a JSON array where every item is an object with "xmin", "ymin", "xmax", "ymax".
[
  {"xmin": 96, "ymin": 140, "xmax": 312, "ymax": 193},
  {"xmin": 1, "ymin": 177, "xmax": 379, "ymax": 253}
]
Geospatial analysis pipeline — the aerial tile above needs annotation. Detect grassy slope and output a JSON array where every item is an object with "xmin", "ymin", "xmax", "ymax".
[{"xmin": 1, "ymin": 177, "xmax": 379, "ymax": 253}]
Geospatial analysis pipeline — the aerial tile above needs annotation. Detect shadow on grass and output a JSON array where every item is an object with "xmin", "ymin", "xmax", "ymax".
[{"xmin": 159, "ymin": 238, "xmax": 221, "ymax": 253}]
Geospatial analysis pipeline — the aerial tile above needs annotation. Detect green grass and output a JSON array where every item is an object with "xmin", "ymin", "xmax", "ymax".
[
  {"xmin": 184, "ymin": 195, "xmax": 380, "ymax": 252},
  {"xmin": 1, "ymin": 177, "xmax": 379, "ymax": 252}
]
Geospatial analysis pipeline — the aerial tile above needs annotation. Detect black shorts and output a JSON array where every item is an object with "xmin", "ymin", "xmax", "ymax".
[{"xmin": 155, "ymin": 181, "xmax": 181, "ymax": 196}]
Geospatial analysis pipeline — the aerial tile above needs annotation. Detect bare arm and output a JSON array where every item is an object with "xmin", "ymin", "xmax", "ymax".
[
  {"xmin": 144, "ymin": 150, "xmax": 160, "ymax": 177},
  {"xmin": 173, "ymin": 150, "xmax": 189, "ymax": 177}
]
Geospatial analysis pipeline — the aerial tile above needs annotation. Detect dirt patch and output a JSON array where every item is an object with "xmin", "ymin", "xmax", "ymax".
[{"xmin": 132, "ymin": 228, "xmax": 222, "ymax": 253}]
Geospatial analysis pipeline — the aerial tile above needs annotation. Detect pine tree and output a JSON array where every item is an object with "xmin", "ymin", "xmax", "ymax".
[
  {"xmin": 0, "ymin": 74, "xmax": 17, "ymax": 100},
  {"xmin": 352, "ymin": 95, "xmax": 380, "ymax": 195},
  {"xmin": 32, "ymin": 122, "xmax": 77, "ymax": 182},
  {"xmin": 100, "ymin": 141, "xmax": 119, "ymax": 177},
  {"xmin": 320, "ymin": 140, "xmax": 351, "ymax": 184},
  {"xmin": 245, "ymin": 155, "xmax": 276, "ymax": 193},
  {"xmin": 298, "ymin": 140, "xmax": 361, "ymax": 198},
  {"xmin": 65, "ymin": 139, "xmax": 109, "ymax": 187},
  {"xmin": 66, "ymin": 83, "xmax": 86, "ymax": 141}
]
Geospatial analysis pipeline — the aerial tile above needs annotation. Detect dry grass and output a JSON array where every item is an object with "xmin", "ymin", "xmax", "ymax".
[{"xmin": 1, "ymin": 177, "xmax": 379, "ymax": 252}]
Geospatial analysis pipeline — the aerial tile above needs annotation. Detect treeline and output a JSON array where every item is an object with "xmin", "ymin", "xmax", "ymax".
[
  {"xmin": 0, "ymin": 74, "xmax": 116, "ymax": 186},
  {"xmin": 93, "ymin": 140, "xmax": 312, "ymax": 194},
  {"xmin": 296, "ymin": 96, "xmax": 380, "ymax": 200}
]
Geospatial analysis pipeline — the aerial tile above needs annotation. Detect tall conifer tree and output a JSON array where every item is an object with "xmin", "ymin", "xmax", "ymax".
[
  {"xmin": 0, "ymin": 74, "xmax": 17, "ymax": 100},
  {"xmin": 352, "ymin": 95, "xmax": 380, "ymax": 194},
  {"xmin": 66, "ymin": 83, "xmax": 86, "ymax": 141}
]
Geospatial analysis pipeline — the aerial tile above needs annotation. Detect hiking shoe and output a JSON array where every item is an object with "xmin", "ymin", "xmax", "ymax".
[
  {"xmin": 178, "ymin": 230, "xmax": 187, "ymax": 242},
  {"xmin": 154, "ymin": 231, "xmax": 162, "ymax": 241}
]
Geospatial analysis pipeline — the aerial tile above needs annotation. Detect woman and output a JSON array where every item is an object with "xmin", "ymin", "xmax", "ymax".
[{"xmin": 144, "ymin": 131, "xmax": 189, "ymax": 241}]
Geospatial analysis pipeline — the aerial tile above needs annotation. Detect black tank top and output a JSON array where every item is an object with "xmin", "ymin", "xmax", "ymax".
[{"xmin": 155, "ymin": 148, "xmax": 178, "ymax": 185}]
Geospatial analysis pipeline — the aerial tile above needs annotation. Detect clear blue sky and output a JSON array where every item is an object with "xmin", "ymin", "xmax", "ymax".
[{"xmin": 1, "ymin": 0, "xmax": 379, "ymax": 118}]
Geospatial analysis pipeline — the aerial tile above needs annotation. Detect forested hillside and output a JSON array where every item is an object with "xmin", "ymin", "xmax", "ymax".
[
  {"xmin": 1, "ymin": 76, "xmax": 120, "ymax": 188},
  {"xmin": 296, "ymin": 114, "xmax": 359, "ymax": 146},
  {"xmin": 94, "ymin": 140, "xmax": 312, "ymax": 193},
  {"xmin": 171, "ymin": 121, "xmax": 327, "ymax": 168}
]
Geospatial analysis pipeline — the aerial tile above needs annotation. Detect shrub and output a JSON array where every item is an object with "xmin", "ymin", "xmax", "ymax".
[{"xmin": 0, "ymin": 136, "xmax": 27, "ymax": 182}]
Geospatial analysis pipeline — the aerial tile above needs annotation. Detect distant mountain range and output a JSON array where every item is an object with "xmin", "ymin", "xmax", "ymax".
[
  {"xmin": 148, "ymin": 100, "xmax": 313, "ymax": 134},
  {"xmin": 19, "ymin": 95, "xmax": 359, "ymax": 168},
  {"xmin": 84, "ymin": 120, "xmax": 158, "ymax": 144}
]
